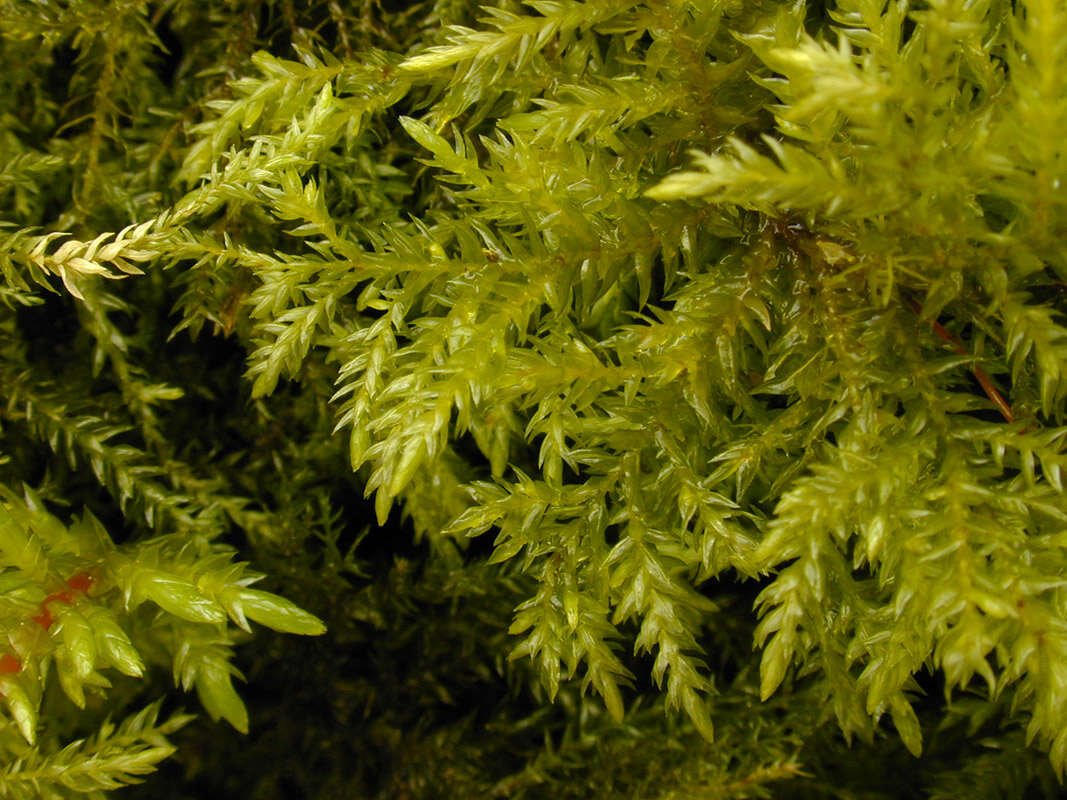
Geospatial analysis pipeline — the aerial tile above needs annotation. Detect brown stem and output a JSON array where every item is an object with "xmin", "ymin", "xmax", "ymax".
[{"xmin": 905, "ymin": 296, "xmax": 1014, "ymax": 423}]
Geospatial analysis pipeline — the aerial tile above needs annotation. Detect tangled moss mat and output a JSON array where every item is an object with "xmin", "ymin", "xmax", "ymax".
[{"xmin": 1, "ymin": 0, "xmax": 1066, "ymax": 797}]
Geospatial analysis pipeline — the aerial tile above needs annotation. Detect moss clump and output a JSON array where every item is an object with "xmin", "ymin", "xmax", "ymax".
[{"xmin": 1, "ymin": 0, "xmax": 1066, "ymax": 797}]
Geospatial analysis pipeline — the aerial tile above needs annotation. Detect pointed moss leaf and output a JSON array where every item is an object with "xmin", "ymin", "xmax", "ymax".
[
  {"xmin": 85, "ymin": 607, "xmax": 145, "ymax": 677},
  {"xmin": 563, "ymin": 589, "xmax": 580, "ymax": 631},
  {"xmin": 399, "ymin": 116, "xmax": 448, "ymax": 157},
  {"xmin": 138, "ymin": 571, "xmax": 227, "ymax": 625},
  {"xmin": 889, "ymin": 694, "xmax": 923, "ymax": 757},
  {"xmin": 0, "ymin": 677, "xmax": 37, "ymax": 745},
  {"xmin": 682, "ymin": 689, "xmax": 714, "ymax": 743},
  {"xmin": 235, "ymin": 588, "xmax": 326, "ymax": 635},
  {"xmin": 374, "ymin": 488, "xmax": 392, "ymax": 526},
  {"xmin": 56, "ymin": 654, "xmax": 87, "ymax": 709},
  {"xmin": 196, "ymin": 661, "xmax": 249, "ymax": 734},
  {"xmin": 759, "ymin": 630, "xmax": 792, "ymax": 702},
  {"xmin": 600, "ymin": 677, "xmax": 625, "ymax": 724},
  {"xmin": 387, "ymin": 437, "xmax": 426, "ymax": 497},
  {"xmin": 0, "ymin": 505, "xmax": 46, "ymax": 577},
  {"xmin": 57, "ymin": 608, "xmax": 97, "ymax": 680},
  {"xmin": 1052, "ymin": 728, "xmax": 1067, "ymax": 781}
]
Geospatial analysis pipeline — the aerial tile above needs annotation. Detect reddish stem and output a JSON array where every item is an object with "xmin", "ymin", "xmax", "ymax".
[
  {"xmin": 66, "ymin": 572, "xmax": 94, "ymax": 595},
  {"xmin": 905, "ymin": 297, "xmax": 1014, "ymax": 423},
  {"xmin": 31, "ymin": 572, "xmax": 95, "ymax": 630}
]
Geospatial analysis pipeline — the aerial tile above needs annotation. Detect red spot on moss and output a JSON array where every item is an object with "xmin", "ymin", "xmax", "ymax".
[
  {"xmin": 30, "ymin": 573, "xmax": 94, "ymax": 630},
  {"xmin": 0, "ymin": 654, "xmax": 22, "ymax": 675},
  {"xmin": 42, "ymin": 590, "xmax": 73, "ymax": 607},
  {"xmin": 66, "ymin": 572, "xmax": 93, "ymax": 594}
]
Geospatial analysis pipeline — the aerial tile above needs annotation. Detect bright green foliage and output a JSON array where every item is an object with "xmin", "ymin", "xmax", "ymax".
[
  {"xmin": 0, "ymin": 483, "xmax": 323, "ymax": 739},
  {"xmin": 0, "ymin": 701, "xmax": 191, "ymax": 798},
  {"xmin": 1, "ymin": 0, "xmax": 1067, "ymax": 796}
]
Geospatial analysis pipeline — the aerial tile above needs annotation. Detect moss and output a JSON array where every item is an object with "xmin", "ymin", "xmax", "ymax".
[{"xmin": 1, "ymin": 0, "xmax": 1066, "ymax": 796}]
